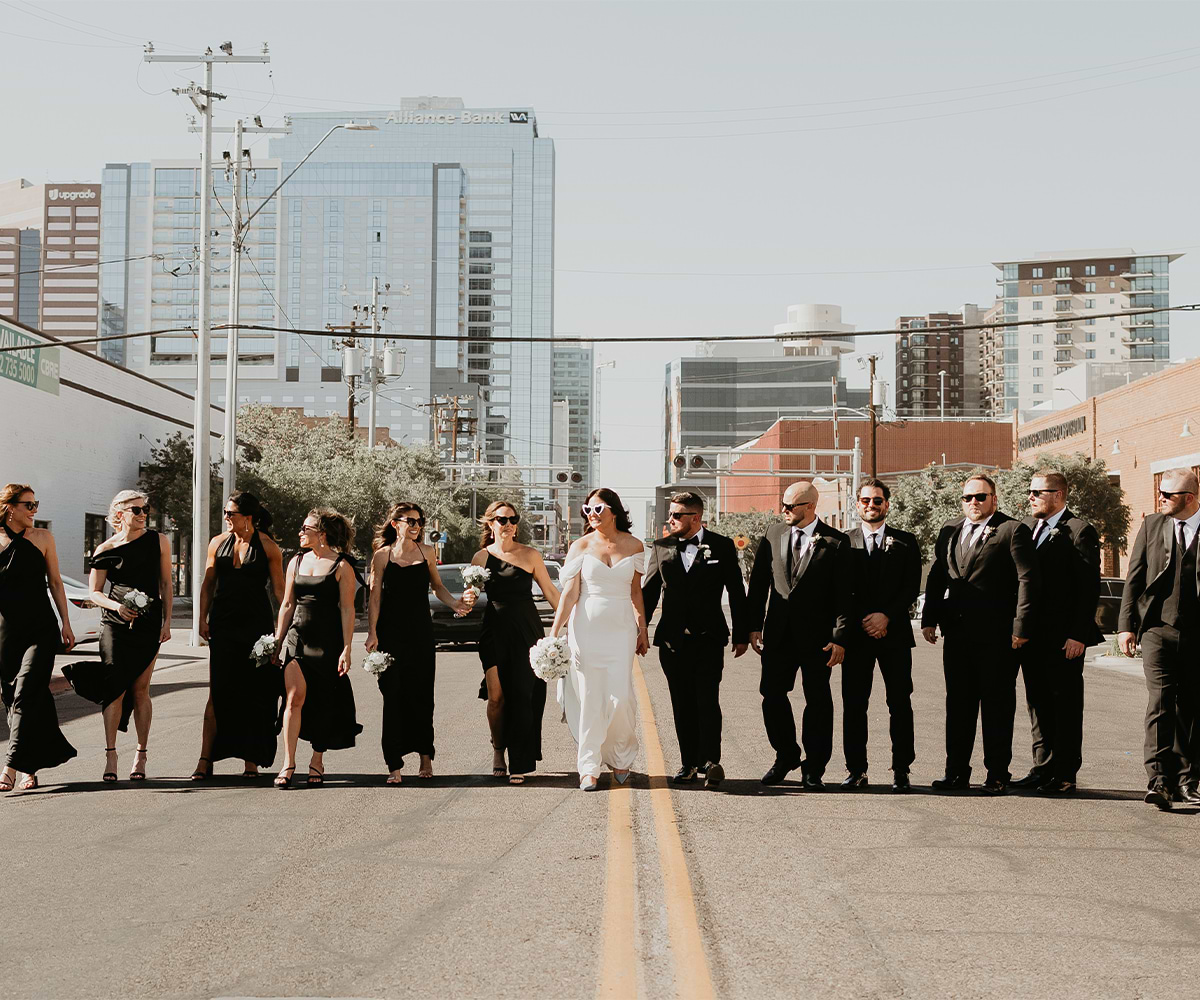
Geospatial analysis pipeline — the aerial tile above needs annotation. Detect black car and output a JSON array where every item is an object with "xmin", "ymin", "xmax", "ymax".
[
  {"xmin": 430, "ymin": 562, "xmax": 557, "ymax": 647},
  {"xmin": 1095, "ymin": 576, "xmax": 1124, "ymax": 634}
]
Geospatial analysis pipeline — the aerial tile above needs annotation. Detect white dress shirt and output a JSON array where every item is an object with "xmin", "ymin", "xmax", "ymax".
[
  {"xmin": 790, "ymin": 518, "xmax": 819, "ymax": 564},
  {"xmin": 679, "ymin": 527, "xmax": 705, "ymax": 572},
  {"xmin": 861, "ymin": 523, "xmax": 886, "ymax": 554},
  {"xmin": 959, "ymin": 518, "xmax": 987, "ymax": 551},
  {"xmin": 1173, "ymin": 508, "xmax": 1200, "ymax": 552},
  {"xmin": 1031, "ymin": 506, "xmax": 1066, "ymax": 548}
]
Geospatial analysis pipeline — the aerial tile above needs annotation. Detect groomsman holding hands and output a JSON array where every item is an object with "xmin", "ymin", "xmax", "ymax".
[
  {"xmin": 840, "ymin": 479, "xmax": 923, "ymax": 793},
  {"xmin": 1012, "ymin": 470, "xmax": 1103, "ymax": 795},
  {"xmin": 748, "ymin": 481, "xmax": 853, "ymax": 788},
  {"xmin": 922, "ymin": 473, "xmax": 1039, "ymax": 793},
  {"xmin": 1118, "ymin": 468, "xmax": 1200, "ymax": 810}
]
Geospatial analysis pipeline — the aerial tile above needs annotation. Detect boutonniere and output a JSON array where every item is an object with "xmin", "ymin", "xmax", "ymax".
[
  {"xmin": 883, "ymin": 536, "xmax": 895, "ymax": 552},
  {"xmin": 697, "ymin": 544, "xmax": 712, "ymax": 560},
  {"xmin": 981, "ymin": 526, "xmax": 996, "ymax": 542},
  {"xmin": 1047, "ymin": 527, "xmax": 1061, "ymax": 541}
]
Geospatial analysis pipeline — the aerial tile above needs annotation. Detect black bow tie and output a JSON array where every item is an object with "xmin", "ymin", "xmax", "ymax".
[{"xmin": 677, "ymin": 538, "xmax": 697, "ymax": 552}]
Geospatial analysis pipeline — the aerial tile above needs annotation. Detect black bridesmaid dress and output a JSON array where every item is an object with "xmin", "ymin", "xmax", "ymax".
[
  {"xmin": 63, "ymin": 530, "xmax": 163, "ymax": 732},
  {"xmin": 0, "ymin": 525, "xmax": 77, "ymax": 773},
  {"xmin": 476, "ymin": 553, "xmax": 546, "ymax": 774},
  {"xmin": 375, "ymin": 559, "xmax": 436, "ymax": 771},
  {"xmin": 284, "ymin": 553, "xmax": 362, "ymax": 752},
  {"xmin": 208, "ymin": 531, "xmax": 280, "ymax": 767}
]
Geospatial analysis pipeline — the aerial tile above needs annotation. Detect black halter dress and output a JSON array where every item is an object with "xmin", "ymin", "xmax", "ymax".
[{"xmin": 375, "ymin": 558, "xmax": 437, "ymax": 770}]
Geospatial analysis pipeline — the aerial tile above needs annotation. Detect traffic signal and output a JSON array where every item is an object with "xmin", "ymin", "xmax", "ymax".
[
  {"xmin": 673, "ymin": 454, "xmax": 685, "ymax": 469},
  {"xmin": 427, "ymin": 530, "xmax": 443, "ymax": 543}
]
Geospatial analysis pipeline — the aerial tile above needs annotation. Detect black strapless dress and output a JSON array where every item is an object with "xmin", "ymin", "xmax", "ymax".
[
  {"xmin": 0, "ymin": 526, "xmax": 77, "ymax": 773},
  {"xmin": 375, "ymin": 560, "xmax": 436, "ymax": 770},
  {"xmin": 284, "ymin": 554, "xmax": 362, "ymax": 752},
  {"xmin": 477, "ymin": 553, "xmax": 546, "ymax": 774},
  {"xmin": 63, "ymin": 530, "xmax": 163, "ymax": 732},
  {"xmin": 208, "ymin": 531, "xmax": 281, "ymax": 767}
]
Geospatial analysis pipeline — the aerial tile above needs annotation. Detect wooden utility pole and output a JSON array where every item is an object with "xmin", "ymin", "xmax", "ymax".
[
  {"xmin": 868, "ymin": 354, "xmax": 878, "ymax": 477},
  {"xmin": 327, "ymin": 320, "xmax": 368, "ymax": 437}
]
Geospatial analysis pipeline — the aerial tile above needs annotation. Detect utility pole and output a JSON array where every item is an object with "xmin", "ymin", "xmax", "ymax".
[
  {"xmin": 367, "ymin": 277, "xmax": 380, "ymax": 449},
  {"xmin": 327, "ymin": 318, "xmax": 368, "ymax": 437},
  {"xmin": 222, "ymin": 118, "xmax": 243, "ymax": 496},
  {"xmin": 868, "ymin": 354, "xmax": 878, "ymax": 478},
  {"xmin": 146, "ymin": 42, "xmax": 269, "ymax": 645},
  {"xmin": 938, "ymin": 369, "xmax": 948, "ymax": 421},
  {"xmin": 830, "ymin": 376, "xmax": 839, "ymax": 475}
]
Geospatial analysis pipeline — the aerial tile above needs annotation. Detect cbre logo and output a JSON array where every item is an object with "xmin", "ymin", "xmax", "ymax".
[
  {"xmin": 508, "ymin": 111, "xmax": 529, "ymax": 124},
  {"xmin": 48, "ymin": 189, "xmax": 97, "ymax": 202}
]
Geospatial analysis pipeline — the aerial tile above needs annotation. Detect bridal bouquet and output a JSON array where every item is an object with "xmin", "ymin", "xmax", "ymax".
[
  {"xmin": 251, "ymin": 634, "xmax": 278, "ymax": 668},
  {"xmin": 120, "ymin": 589, "xmax": 151, "ymax": 628},
  {"xmin": 529, "ymin": 635, "xmax": 571, "ymax": 681},
  {"xmin": 363, "ymin": 650, "xmax": 393, "ymax": 676},
  {"xmin": 461, "ymin": 565, "xmax": 491, "ymax": 602}
]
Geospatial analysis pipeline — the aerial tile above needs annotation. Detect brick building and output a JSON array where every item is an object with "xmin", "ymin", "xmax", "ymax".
[{"xmin": 894, "ymin": 305, "xmax": 988, "ymax": 417}]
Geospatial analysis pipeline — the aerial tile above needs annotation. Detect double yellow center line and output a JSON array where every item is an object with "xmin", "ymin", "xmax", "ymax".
[{"xmin": 597, "ymin": 660, "xmax": 716, "ymax": 1000}]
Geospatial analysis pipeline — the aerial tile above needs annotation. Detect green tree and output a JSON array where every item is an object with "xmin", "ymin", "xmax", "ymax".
[
  {"xmin": 136, "ymin": 431, "xmax": 222, "ymax": 542},
  {"xmin": 708, "ymin": 509, "xmax": 779, "ymax": 582},
  {"xmin": 886, "ymin": 464, "xmax": 967, "ymax": 563}
]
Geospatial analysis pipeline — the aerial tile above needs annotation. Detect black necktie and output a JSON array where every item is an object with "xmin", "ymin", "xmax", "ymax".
[{"xmin": 957, "ymin": 523, "xmax": 979, "ymax": 571}]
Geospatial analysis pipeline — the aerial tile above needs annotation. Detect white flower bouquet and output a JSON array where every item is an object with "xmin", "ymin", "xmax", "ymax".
[
  {"xmin": 461, "ymin": 564, "xmax": 491, "ymax": 602},
  {"xmin": 120, "ymin": 589, "xmax": 151, "ymax": 629},
  {"xmin": 529, "ymin": 635, "xmax": 571, "ymax": 681},
  {"xmin": 251, "ymin": 633, "xmax": 278, "ymax": 668},
  {"xmin": 363, "ymin": 650, "xmax": 393, "ymax": 676}
]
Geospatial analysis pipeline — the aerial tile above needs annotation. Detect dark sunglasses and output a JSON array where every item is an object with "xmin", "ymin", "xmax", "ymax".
[
  {"xmin": 491, "ymin": 515, "xmax": 520, "ymax": 526},
  {"xmin": 1160, "ymin": 490, "xmax": 1193, "ymax": 499},
  {"xmin": 13, "ymin": 500, "xmax": 39, "ymax": 512},
  {"xmin": 222, "ymin": 508, "xmax": 246, "ymax": 519},
  {"xmin": 667, "ymin": 511, "xmax": 698, "ymax": 521},
  {"xmin": 300, "ymin": 523, "xmax": 321, "ymax": 532},
  {"xmin": 123, "ymin": 505, "xmax": 150, "ymax": 516},
  {"xmin": 781, "ymin": 501, "xmax": 812, "ymax": 512},
  {"xmin": 396, "ymin": 516, "xmax": 426, "ymax": 527},
  {"xmin": 857, "ymin": 497, "xmax": 886, "ymax": 507},
  {"xmin": 961, "ymin": 493, "xmax": 992, "ymax": 503},
  {"xmin": 1028, "ymin": 489, "xmax": 1060, "ymax": 497}
]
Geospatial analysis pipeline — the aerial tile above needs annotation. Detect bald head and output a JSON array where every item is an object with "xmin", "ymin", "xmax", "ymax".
[
  {"xmin": 1160, "ymin": 468, "xmax": 1200, "ymax": 520},
  {"xmin": 781, "ymin": 480, "xmax": 818, "ymax": 527}
]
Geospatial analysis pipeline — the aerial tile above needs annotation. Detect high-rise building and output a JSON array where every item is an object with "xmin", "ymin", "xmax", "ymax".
[
  {"xmin": 988, "ymin": 249, "xmax": 1182, "ymax": 414},
  {"xmin": 101, "ymin": 97, "xmax": 554, "ymax": 464},
  {"xmin": 551, "ymin": 343, "xmax": 594, "ymax": 538},
  {"xmin": 894, "ymin": 305, "xmax": 987, "ymax": 417},
  {"xmin": 663, "ymin": 304, "xmax": 868, "ymax": 484},
  {"xmin": 0, "ymin": 178, "xmax": 102, "ymax": 351}
]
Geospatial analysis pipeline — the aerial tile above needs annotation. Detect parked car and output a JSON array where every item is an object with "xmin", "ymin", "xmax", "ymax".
[
  {"xmin": 1095, "ymin": 576, "xmax": 1124, "ymax": 635},
  {"xmin": 432, "ymin": 560, "xmax": 559, "ymax": 646},
  {"xmin": 50, "ymin": 574, "xmax": 102, "ymax": 645}
]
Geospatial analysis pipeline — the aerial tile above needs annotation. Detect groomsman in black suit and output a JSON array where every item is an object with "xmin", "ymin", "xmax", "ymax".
[
  {"xmin": 1012, "ymin": 470, "xmax": 1103, "ymax": 795},
  {"xmin": 748, "ymin": 480, "xmax": 853, "ymax": 788},
  {"xmin": 1118, "ymin": 468, "xmax": 1200, "ymax": 810},
  {"xmin": 840, "ymin": 479, "xmax": 923, "ymax": 793},
  {"xmin": 642, "ymin": 491, "xmax": 749, "ymax": 788},
  {"xmin": 922, "ymin": 472, "xmax": 1039, "ymax": 794}
]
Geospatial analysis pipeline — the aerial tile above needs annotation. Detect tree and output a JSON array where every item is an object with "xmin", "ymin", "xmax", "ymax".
[
  {"xmin": 137, "ymin": 431, "xmax": 222, "ymax": 542},
  {"xmin": 886, "ymin": 464, "xmax": 967, "ymax": 564},
  {"xmin": 708, "ymin": 509, "xmax": 779, "ymax": 582}
]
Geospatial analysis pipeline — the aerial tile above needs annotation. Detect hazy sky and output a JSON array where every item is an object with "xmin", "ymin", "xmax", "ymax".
[{"xmin": 4, "ymin": 1, "xmax": 1198, "ymax": 534}]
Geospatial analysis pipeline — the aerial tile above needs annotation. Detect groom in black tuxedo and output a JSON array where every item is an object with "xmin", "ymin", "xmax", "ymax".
[{"xmin": 642, "ymin": 491, "xmax": 749, "ymax": 788}]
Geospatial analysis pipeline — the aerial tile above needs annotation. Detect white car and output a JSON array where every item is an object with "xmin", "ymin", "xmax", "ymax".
[{"xmin": 49, "ymin": 574, "xmax": 103, "ymax": 645}]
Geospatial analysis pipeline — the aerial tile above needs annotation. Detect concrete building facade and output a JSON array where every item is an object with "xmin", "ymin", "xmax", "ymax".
[{"xmin": 551, "ymin": 343, "xmax": 594, "ymax": 539}]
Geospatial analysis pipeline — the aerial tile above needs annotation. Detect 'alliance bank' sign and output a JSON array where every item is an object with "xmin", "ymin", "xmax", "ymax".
[{"xmin": 385, "ymin": 111, "xmax": 530, "ymax": 125}]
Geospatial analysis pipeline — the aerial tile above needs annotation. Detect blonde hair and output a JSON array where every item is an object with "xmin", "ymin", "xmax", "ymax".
[
  {"xmin": 479, "ymin": 499, "xmax": 520, "ymax": 547},
  {"xmin": 107, "ymin": 489, "xmax": 149, "ymax": 529},
  {"xmin": 0, "ymin": 483, "xmax": 34, "ymax": 528}
]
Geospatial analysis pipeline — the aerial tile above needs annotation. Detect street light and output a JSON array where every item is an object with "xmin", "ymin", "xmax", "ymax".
[
  {"xmin": 222, "ymin": 120, "xmax": 378, "ymax": 496},
  {"xmin": 938, "ymin": 369, "xmax": 948, "ymax": 420},
  {"xmin": 594, "ymin": 359, "xmax": 616, "ymax": 479}
]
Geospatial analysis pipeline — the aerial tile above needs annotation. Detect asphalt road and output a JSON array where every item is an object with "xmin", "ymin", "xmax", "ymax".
[{"xmin": 0, "ymin": 627, "xmax": 1196, "ymax": 1000}]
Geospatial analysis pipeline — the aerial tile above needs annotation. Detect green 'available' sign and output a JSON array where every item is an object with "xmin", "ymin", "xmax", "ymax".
[{"xmin": 0, "ymin": 319, "xmax": 59, "ymax": 396}]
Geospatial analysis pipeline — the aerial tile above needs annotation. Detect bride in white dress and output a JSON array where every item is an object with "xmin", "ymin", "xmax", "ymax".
[{"xmin": 551, "ymin": 489, "xmax": 650, "ymax": 791}]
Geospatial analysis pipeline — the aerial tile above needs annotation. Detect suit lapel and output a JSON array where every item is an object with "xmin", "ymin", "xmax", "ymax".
[
  {"xmin": 769, "ymin": 523, "xmax": 793, "ymax": 595},
  {"xmin": 961, "ymin": 515, "xmax": 995, "ymax": 578},
  {"xmin": 945, "ymin": 518, "xmax": 966, "ymax": 580}
]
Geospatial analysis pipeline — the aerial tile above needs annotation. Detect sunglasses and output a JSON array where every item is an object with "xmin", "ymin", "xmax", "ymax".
[
  {"xmin": 781, "ymin": 501, "xmax": 812, "ymax": 512},
  {"xmin": 1160, "ymin": 490, "xmax": 1193, "ymax": 499},
  {"xmin": 122, "ymin": 505, "xmax": 150, "ymax": 516},
  {"xmin": 1028, "ymin": 489, "xmax": 1060, "ymax": 497},
  {"xmin": 222, "ymin": 508, "xmax": 245, "ymax": 519},
  {"xmin": 300, "ymin": 523, "xmax": 321, "ymax": 533},
  {"xmin": 857, "ymin": 497, "xmax": 886, "ymax": 507},
  {"xmin": 491, "ymin": 515, "xmax": 520, "ymax": 526},
  {"xmin": 396, "ymin": 516, "xmax": 426, "ymax": 527},
  {"xmin": 667, "ymin": 511, "xmax": 698, "ymax": 521},
  {"xmin": 961, "ymin": 493, "xmax": 993, "ymax": 503},
  {"xmin": 582, "ymin": 503, "xmax": 609, "ymax": 516},
  {"xmin": 13, "ymin": 500, "xmax": 39, "ymax": 512}
]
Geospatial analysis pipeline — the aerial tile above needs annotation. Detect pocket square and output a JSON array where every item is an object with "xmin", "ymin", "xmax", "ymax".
[{"xmin": 707, "ymin": 558, "xmax": 720, "ymax": 564}]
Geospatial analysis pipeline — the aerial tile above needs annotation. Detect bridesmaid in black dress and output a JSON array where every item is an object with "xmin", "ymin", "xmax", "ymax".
[
  {"xmin": 63, "ymin": 489, "xmax": 171, "ymax": 783},
  {"xmin": 271, "ymin": 507, "xmax": 362, "ymax": 788},
  {"xmin": 365, "ymin": 502, "xmax": 467, "ymax": 784},
  {"xmin": 192, "ymin": 492, "xmax": 285, "ymax": 780},
  {"xmin": 465, "ymin": 501, "xmax": 560, "ymax": 784},
  {"xmin": 0, "ymin": 485, "xmax": 77, "ymax": 792}
]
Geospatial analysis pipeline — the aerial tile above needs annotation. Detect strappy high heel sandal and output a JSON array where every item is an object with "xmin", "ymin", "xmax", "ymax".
[
  {"xmin": 102, "ymin": 748, "xmax": 118, "ymax": 783},
  {"xmin": 18, "ymin": 774, "xmax": 38, "ymax": 791},
  {"xmin": 307, "ymin": 764, "xmax": 325, "ymax": 786},
  {"xmin": 274, "ymin": 765, "xmax": 296, "ymax": 789},
  {"xmin": 0, "ymin": 771, "xmax": 15, "ymax": 792},
  {"xmin": 191, "ymin": 757, "xmax": 212, "ymax": 781},
  {"xmin": 129, "ymin": 746, "xmax": 148, "ymax": 782}
]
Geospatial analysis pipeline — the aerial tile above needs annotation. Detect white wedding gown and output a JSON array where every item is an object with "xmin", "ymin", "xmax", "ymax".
[{"xmin": 557, "ymin": 553, "xmax": 640, "ymax": 780}]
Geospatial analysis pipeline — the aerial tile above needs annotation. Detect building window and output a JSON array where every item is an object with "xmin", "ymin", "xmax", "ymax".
[
  {"xmin": 1032, "ymin": 283, "xmax": 1042, "ymax": 294},
  {"xmin": 1085, "ymin": 265, "xmax": 1096, "ymax": 276},
  {"xmin": 1055, "ymin": 266, "xmax": 1071, "ymax": 278},
  {"xmin": 1033, "ymin": 367, "xmax": 1043, "ymax": 377},
  {"xmin": 1056, "ymin": 282, "xmax": 1071, "ymax": 295},
  {"xmin": 1084, "ymin": 298, "xmax": 1095, "ymax": 309},
  {"xmin": 1032, "ymin": 267, "xmax": 1043, "ymax": 278},
  {"xmin": 1033, "ymin": 383, "xmax": 1043, "ymax": 393},
  {"xmin": 1032, "ymin": 351, "xmax": 1042, "ymax": 360},
  {"xmin": 1055, "ymin": 300, "xmax": 1072, "ymax": 312},
  {"xmin": 84, "ymin": 513, "xmax": 107, "ymax": 569},
  {"xmin": 1032, "ymin": 334, "xmax": 1042, "ymax": 344},
  {"xmin": 1085, "ymin": 281, "xmax": 1096, "ymax": 293},
  {"xmin": 1032, "ymin": 301, "xmax": 1043, "ymax": 311},
  {"xmin": 1085, "ymin": 350, "xmax": 1096, "ymax": 359}
]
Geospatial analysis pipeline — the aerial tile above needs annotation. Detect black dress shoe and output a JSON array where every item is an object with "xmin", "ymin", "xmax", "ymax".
[
  {"xmin": 1010, "ymin": 769, "xmax": 1047, "ymax": 789},
  {"xmin": 931, "ymin": 774, "xmax": 970, "ymax": 791},
  {"xmin": 801, "ymin": 773, "xmax": 825, "ymax": 790},
  {"xmin": 1176, "ymin": 781, "xmax": 1200, "ymax": 805},
  {"xmin": 982, "ymin": 775, "xmax": 1009, "ymax": 795},
  {"xmin": 671, "ymin": 765, "xmax": 698, "ymax": 784},
  {"xmin": 761, "ymin": 757, "xmax": 801, "ymax": 786},
  {"xmin": 1037, "ymin": 778, "xmax": 1077, "ymax": 795},
  {"xmin": 1145, "ymin": 779, "xmax": 1173, "ymax": 811},
  {"xmin": 703, "ymin": 762, "xmax": 724, "ymax": 788},
  {"xmin": 840, "ymin": 772, "xmax": 868, "ymax": 789},
  {"xmin": 891, "ymin": 771, "xmax": 911, "ymax": 793}
]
